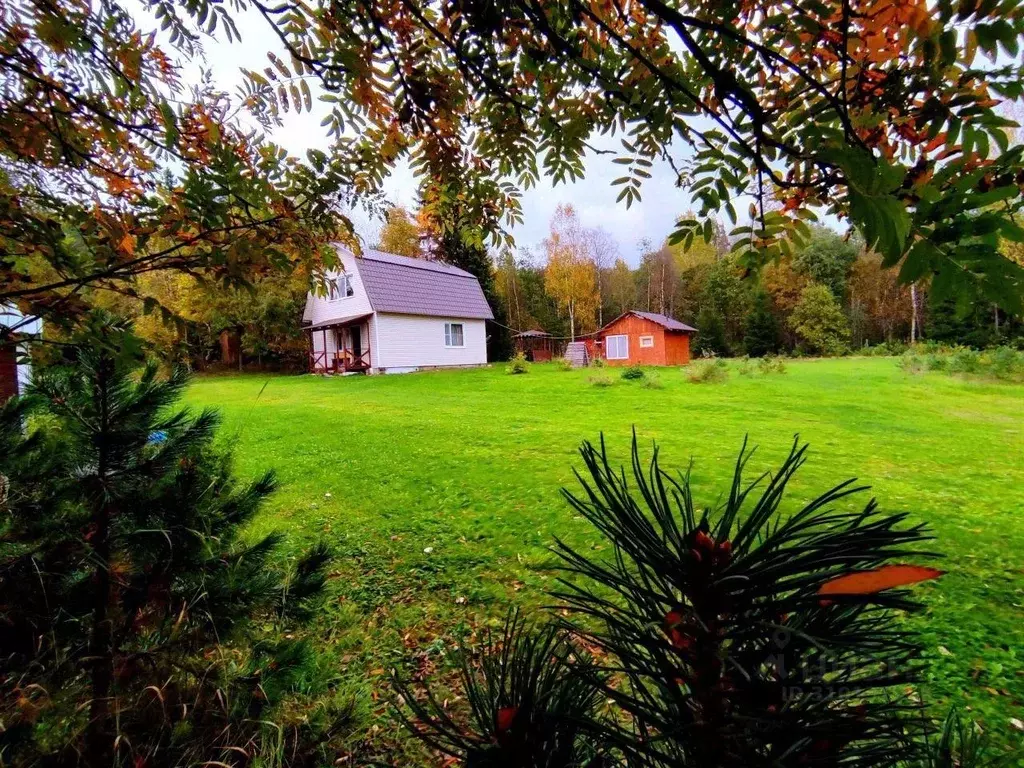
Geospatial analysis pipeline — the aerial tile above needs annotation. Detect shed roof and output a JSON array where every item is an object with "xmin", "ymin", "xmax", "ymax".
[
  {"xmin": 514, "ymin": 329, "xmax": 552, "ymax": 338},
  {"xmin": 601, "ymin": 310, "xmax": 697, "ymax": 333},
  {"xmin": 357, "ymin": 249, "xmax": 494, "ymax": 320}
]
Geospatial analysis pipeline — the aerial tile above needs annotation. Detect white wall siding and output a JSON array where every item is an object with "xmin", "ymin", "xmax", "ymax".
[
  {"xmin": 306, "ymin": 247, "xmax": 374, "ymax": 326},
  {"xmin": 374, "ymin": 314, "xmax": 487, "ymax": 370}
]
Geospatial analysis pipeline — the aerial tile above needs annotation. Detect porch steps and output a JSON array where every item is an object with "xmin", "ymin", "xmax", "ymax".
[{"xmin": 564, "ymin": 341, "xmax": 589, "ymax": 368}]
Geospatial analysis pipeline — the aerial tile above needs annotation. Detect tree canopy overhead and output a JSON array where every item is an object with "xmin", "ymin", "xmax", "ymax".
[
  {"xmin": 0, "ymin": 0, "xmax": 365, "ymax": 334},
  {"xmin": 244, "ymin": 0, "xmax": 1024, "ymax": 311}
]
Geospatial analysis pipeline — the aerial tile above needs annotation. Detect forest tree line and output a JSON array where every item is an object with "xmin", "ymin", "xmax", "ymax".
[
  {"xmin": 496, "ymin": 205, "xmax": 1024, "ymax": 358},
  {"xmin": 104, "ymin": 204, "xmax": 1024, "ymax": 370}
]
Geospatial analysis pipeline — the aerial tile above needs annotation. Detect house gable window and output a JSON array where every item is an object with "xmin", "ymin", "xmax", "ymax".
[
  {"xmin": 445, "ymin": 322, "xmax": 465, "ymax": 348},
  {"xmin": 328, "ymin": 274, "xmax": 354, "ymax": 301},
  {"xmin": 639, "ymin": 335, "xmax": 655, "ymax": 348},
  {"xmin": 606, "ymin": 334, "xmax": 629, "ymax": 360}
]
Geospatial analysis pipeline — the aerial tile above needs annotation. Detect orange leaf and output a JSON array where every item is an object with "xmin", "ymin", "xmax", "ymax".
[
  {"xmin": 119, "ymin": 233, "xmax": 136, "ymax": 255},
  {"xmin": 818, "ymin": 565, "xmax": 944, "ymax": 597},
  {"xmin": 496, "ymin": 706, "xmax": 518, "ymax": 733}
]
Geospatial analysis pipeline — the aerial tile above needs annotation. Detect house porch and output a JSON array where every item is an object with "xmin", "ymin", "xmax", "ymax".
[{"xmin": 305, "ymin": 314, "xmax": 373, "ymax": 374}]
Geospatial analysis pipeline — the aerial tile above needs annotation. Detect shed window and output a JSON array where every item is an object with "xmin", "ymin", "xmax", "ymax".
[
  {"xmin": 606, "ymin": 334, "xmax": 629, "ymax": 360},
  {"xmin": 445, "ymin": 322, "xmax": 465, "ymax": 347},
  {"xmin": 328, "ymin": 274, "xmax": 354, "ymax": 300},
  {"xmin": 639, "ymin": 335, "xmax": 655, "ymax": 348}
]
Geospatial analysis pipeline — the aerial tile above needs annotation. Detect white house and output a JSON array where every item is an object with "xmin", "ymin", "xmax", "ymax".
[
  {"xmin": 301, "ymin": 246, "xmax": 493, "ymax": 374},
  {"xmin": 1, "ymin": 306, "xmax": 42, "ymax": 402}
]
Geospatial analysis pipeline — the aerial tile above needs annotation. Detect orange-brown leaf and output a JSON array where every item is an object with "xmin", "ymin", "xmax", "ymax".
[{"xmin": 818, "ymin": 565, "xmax": 944, "ymax": 596}]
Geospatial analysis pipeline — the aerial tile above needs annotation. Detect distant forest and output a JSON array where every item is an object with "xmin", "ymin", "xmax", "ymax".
[{"xmin": 98, "ymin": 205, "xmax": 1024, "ymax": 370}]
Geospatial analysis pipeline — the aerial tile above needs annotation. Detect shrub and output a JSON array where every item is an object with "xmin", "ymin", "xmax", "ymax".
[
  {"xmin": 555, "ymin": 357, "xmax": 574, "ymax": 372},
  {"xmin": 591, "ymin": 356, "xmax": 606, "ymax": 368},
  {"xmin": 868, "ymin": 340, "xmax": 909, "ymax": 357},
  {"xmin": 900, "ymin": 353, "xmax": 924, "ymax": 374},
  {"xmin": 396, "ymin": 435, "xmax": 949, "ymax": 768},
  {"xmin": 686, "ymin": 357, "xmax": 728, "ymax": 383},
  {"xmin": 642, "ymin": 373, "xmax": 664, "ymax": 389},
  {"xmin": 926, "ymin": 353, "xmax": 948, "ymax": 371},
  {"xmin": 588, "ymin": 372, "xmax": 615, "ymax": 387},
  {"xmin": 986, "ymin": 346, "xmax": 1024, "ymax": 381},
  {"xmin": 737, "ymin": 355, "xmax": 754, "ymax": 376},
  {"xmin": 757, "ymin": 354, "xmax": 787, "ymax": 374},
  {"xmin": 620, "ymin": 364, "xmax": 645, "ymax": 380},
  {"xmin": 947, "ymin": 347, "xmax": 981, "ymax": 375},
  {"xmin": 789, "ymin": 283, "xmax": 851, "ymax": 356},
  {"xmin": 393, "ymin": 611, "xmax": 605, "ymax": 768},
  {"xmin": 506, "ymin": 352, "xmax": 530, "ymax": 374}
]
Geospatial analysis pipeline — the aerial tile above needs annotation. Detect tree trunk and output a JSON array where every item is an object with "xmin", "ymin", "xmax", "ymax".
[
  {"xmin": 86, "ymin": 360, "xmax": 115, "ymax": 767},
  {"xmin": 659, "ymin": 263, "xmax": 664, "ymax": 314},
  {"xmin": 569, "ymin": 298, "xmax": 576, "ymax": 341},
  {"xmin": 910, "ymin": 283, "xmax": 918, "ymax": 343},
  {"xmin": 994, "ymin": 304, "xmax": 1000, "ymax": 336}
]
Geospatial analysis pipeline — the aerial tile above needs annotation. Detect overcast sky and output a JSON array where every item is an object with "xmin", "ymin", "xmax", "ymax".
[{"xmin": 180, "ymin": 7, "xmax": 695, "ymax": 267}]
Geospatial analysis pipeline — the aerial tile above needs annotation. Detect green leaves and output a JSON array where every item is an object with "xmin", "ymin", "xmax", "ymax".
[{"xmin": 848, "ymin": 189, "xmax": 911, "ymax": 266}]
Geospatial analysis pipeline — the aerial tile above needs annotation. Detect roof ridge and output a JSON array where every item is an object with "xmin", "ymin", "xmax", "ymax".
[{"xmin": 359, "ymin": 249, "xmax": 475, "ymax": 278}]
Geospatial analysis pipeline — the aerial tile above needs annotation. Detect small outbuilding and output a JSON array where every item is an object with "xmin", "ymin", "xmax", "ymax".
[
  {"xmin": 514, "ymin": 329, "xmax": 559, "ymax": 362},
  {"xmin": 596, "ymin": 310, "xmax": 696, "ymax": 366}
]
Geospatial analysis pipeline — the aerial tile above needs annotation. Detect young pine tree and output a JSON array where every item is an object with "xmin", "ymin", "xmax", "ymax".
[
  {"xmin": 398, "ymin": 435, "xmax": 957, "ymax": 768},
  {"xmin": 744, "ymin": 290, "xmax": 781, "ymax": 357},
  {"xmin": 0, "ymin": 317, "xmax": 336, "ymax": 768},
  {"xmin": 694, "ymin": 306, "xmax": 729, "ymax": 357}
]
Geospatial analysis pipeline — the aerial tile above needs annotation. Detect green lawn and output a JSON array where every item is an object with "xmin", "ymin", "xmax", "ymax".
[{"xmin": 184, "ymin": 358, "xmax": 1024, "ymax": 762}]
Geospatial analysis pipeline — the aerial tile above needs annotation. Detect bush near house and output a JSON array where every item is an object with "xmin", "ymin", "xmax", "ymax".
[
  {"xmin": 507, "ymin": 352, "xmax": 530, "ymax": 374},
  {"xmin": 686, "ymin": 357, "xmax": 729, "ymax": 383},
  {"xmin": 620, "ymin": 364, "xmax": 645, "ymax": 380}
]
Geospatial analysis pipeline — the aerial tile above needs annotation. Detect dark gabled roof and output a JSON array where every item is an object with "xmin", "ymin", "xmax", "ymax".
[
  {"xmin": 514, "ymin": 329, "xmax": 552, "ymax": 338},
  {"xmin": 357, "ymin": 249, "xmax": 494, "ymax": 320},
  {"xmin": 601, "ymin": 310, "xmax": 697, "ymax": 333}
]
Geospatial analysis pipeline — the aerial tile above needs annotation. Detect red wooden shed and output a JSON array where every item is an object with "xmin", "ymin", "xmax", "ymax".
[{"xmin": 596, "ymin": 310, "xmax": 697, "ymax": 366}]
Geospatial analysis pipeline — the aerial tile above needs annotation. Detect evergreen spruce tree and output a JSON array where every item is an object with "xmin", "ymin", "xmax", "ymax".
[
  {"xmin": 744, "ymin": 290, "xmax": 780, "ymax": 357},
  {"xmin": 0, "ymin": 316, "xmax": 336, "ymax": 768},
  {"xmin": 693, "ymin": 306, "xmax": 729, "ymax": 357},
  {"xmin": 925, "ymin": 295, "xmax": 997, "ymax": 349}
]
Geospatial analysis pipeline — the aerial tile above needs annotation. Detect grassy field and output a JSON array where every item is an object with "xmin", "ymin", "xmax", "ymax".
[{"xmin": 184, "ymin": 358, "xmax": 1024, "ymax": 762}]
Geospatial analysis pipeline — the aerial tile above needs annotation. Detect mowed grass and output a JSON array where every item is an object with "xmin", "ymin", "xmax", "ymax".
[{"xmin": 185, "ymin": 358, "xmax": 1024, "ymax": 761}]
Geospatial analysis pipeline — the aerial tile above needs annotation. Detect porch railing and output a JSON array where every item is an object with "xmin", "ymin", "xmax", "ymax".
[{"xmin": 337, "ymin": 349, "xmax": 370, "ymax": 371}]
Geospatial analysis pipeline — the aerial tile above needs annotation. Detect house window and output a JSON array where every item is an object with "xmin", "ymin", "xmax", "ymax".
[
  {"xmin": 639, "ymin": 335, "xmax": 655, "ymax": 348},
  {"xmin": 606, "ymin": 334, "xmax": 629, "ymax": 360},
  {"xmin": 328, "ymin": 274, "xmax": 354, "ymax": 300},
  {"xmin": 445, "ymin": 322, "xmax": 465, "ymax": 348}
]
